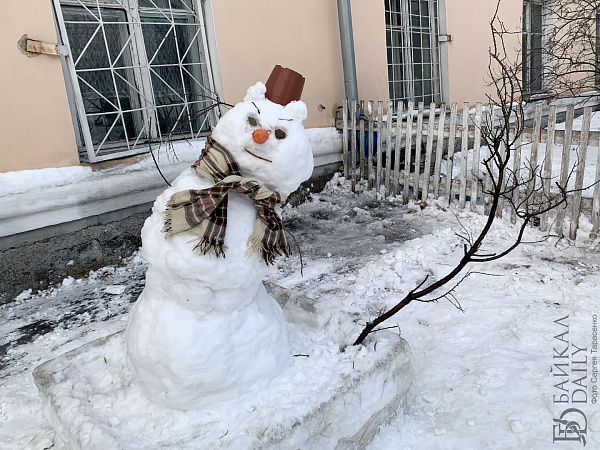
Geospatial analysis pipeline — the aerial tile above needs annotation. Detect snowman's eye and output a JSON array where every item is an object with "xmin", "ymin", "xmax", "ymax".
[
  {"xmin": 248, "ymin": 116, "xmax": 258, "ymax": 126},
  {"xmin": 275, "ymin": 129, "xmax": 286, "ymax": 140}
]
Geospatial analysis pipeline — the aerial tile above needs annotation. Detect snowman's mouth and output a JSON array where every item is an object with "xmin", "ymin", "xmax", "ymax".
[{"xmin": 245, "ymin": 148, "xmax": 272, "ymax": 163}]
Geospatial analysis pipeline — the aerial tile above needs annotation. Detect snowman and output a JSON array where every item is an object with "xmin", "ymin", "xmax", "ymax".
[{"xmin": 126, "ymin": 68, "xmax": 313, "ymax": 410}]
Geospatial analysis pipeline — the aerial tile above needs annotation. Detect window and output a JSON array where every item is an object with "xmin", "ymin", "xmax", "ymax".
[
  {"xmin": 384, "ymin": 0, "xmax": 441, "ymax": 105},
  {"xmin": 522, "ymin": 0, "xmax": 551, "ymax": 95},
  {"xmin": 52, "ymin": 0, "xmax": 217, "ymax": 162}
]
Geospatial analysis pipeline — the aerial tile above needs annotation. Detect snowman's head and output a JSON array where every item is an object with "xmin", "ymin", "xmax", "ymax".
[{"xmin": 210, "ymin": 82, "xmax": 314, "ymax": 196}]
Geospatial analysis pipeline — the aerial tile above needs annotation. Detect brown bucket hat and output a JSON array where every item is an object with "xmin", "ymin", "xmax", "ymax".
[{"xmin": 265, "ymin": 65, "xmax": 305, "ymax": 106}]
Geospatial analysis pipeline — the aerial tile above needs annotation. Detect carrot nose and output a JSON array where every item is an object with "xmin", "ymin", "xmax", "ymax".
[{"xmin": 252, "ymin": 129, "xmax": 269, "ymax": 144}]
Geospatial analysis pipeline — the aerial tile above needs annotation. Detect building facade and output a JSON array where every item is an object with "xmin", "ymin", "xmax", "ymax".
[{"xmin": 2, "ymin": 0, "xmax": 523, "ymax": 173}]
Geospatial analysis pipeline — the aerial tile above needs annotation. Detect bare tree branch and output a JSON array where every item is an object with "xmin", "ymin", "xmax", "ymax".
[{"xmin": 353, "ymin": 0, "xmax": 599, "ymax": 346}]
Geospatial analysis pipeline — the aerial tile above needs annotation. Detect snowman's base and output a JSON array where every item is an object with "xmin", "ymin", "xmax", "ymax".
[{"xmin": 33, "ymin": 286, "xmax": 412, "ymax": 449}]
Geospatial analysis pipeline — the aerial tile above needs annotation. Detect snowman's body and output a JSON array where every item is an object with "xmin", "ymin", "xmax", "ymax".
[{"xmin": 126, "ymin": 83, "xmax": 313, "ymax": 410}]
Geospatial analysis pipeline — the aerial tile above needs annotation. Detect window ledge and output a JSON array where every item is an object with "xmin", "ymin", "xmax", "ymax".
[{"xmin": 0, "ymin": 129, "xmax": 342, "ymax": 239}]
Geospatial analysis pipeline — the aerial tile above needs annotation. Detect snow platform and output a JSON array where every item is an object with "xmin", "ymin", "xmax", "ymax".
[{"xmin": 32, "ymin": 284, "xmax": 413, "ymax": 449}]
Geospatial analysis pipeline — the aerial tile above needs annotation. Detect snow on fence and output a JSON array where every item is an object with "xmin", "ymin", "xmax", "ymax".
[{"xmin": 338, "ymin": 99, "xmax": 600, "ymax": 240}]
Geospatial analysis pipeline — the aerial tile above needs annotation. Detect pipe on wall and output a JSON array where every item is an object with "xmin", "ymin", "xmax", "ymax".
[{"xmin": 336, "ymin": 0, "xmax": 359, "ymax": 102}]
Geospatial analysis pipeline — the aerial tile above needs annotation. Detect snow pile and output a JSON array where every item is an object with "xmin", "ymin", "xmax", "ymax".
[
  {"xmin": 555, "ymin": 110, "xmax": 600, "ymax": 131},
  {"xmin": 33, "ymin": 298, "xmax": 412, "ymax": 448},
  {"xmin": 0, "ymin": 128, "xmax": 340, "ymax": 200},
  {"xmin": 306, "ymin": 126, "xmax": 343, "ymax": 157},
  {"xmin": 442, "ymin": 110, "xmax": 600, "ymax": 195},
  {"xmin": 444, "ymin": 137, "xmax": 600, "ymax": 197},
  {"xmin": 0, "ymin": 142, "xmax": 204, "ymax": 199},
  {"xmin": 0, "ymin": 166, "xmax": 93, "ymax": 198}
]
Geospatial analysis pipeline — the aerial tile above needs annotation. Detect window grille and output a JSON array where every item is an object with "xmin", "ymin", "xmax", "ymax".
[
  {"xmin": 52, "ymin": 0, "xmax": 218, "ymax": 163},
  {"xmin": 522, "ymin": 0, "xmax": 551, "ymax": 95},
  {"xmin": 384, "ymin": 0, "xmax": 441, "ymax": 105}
]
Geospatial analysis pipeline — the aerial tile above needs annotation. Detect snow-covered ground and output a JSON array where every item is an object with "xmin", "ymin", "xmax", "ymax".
[{"xmin": 2, "ymin": 173, "xmax": 600, "ymax": 448}]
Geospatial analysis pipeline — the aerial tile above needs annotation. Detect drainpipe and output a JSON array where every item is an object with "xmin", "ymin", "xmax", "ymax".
[{"xmin": 337, "ymin": 0, "xmax": 359, "ymax": 103}]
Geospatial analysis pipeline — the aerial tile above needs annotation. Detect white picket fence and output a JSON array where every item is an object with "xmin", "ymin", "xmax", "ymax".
[{"xmin": 339, "ymin": 99, "xmax": 600, "ymax": 240}]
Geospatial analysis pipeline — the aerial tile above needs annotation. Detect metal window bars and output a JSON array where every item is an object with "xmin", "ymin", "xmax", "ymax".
[
  {"xmin": 384, "ymin": 0, "xmax": 441, "ymax": 106},
  {"xmin": 52, "ymin": 0, "xmax": 218, "ymax": 162},
  {"xmin": 522, "ymin": 0, "xmax": 552, "ymax": 96}
]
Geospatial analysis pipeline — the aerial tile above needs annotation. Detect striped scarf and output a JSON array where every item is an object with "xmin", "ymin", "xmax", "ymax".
[{"xmin": 162, "ymin": 137, "xmax": 290, "ymax": 265}]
